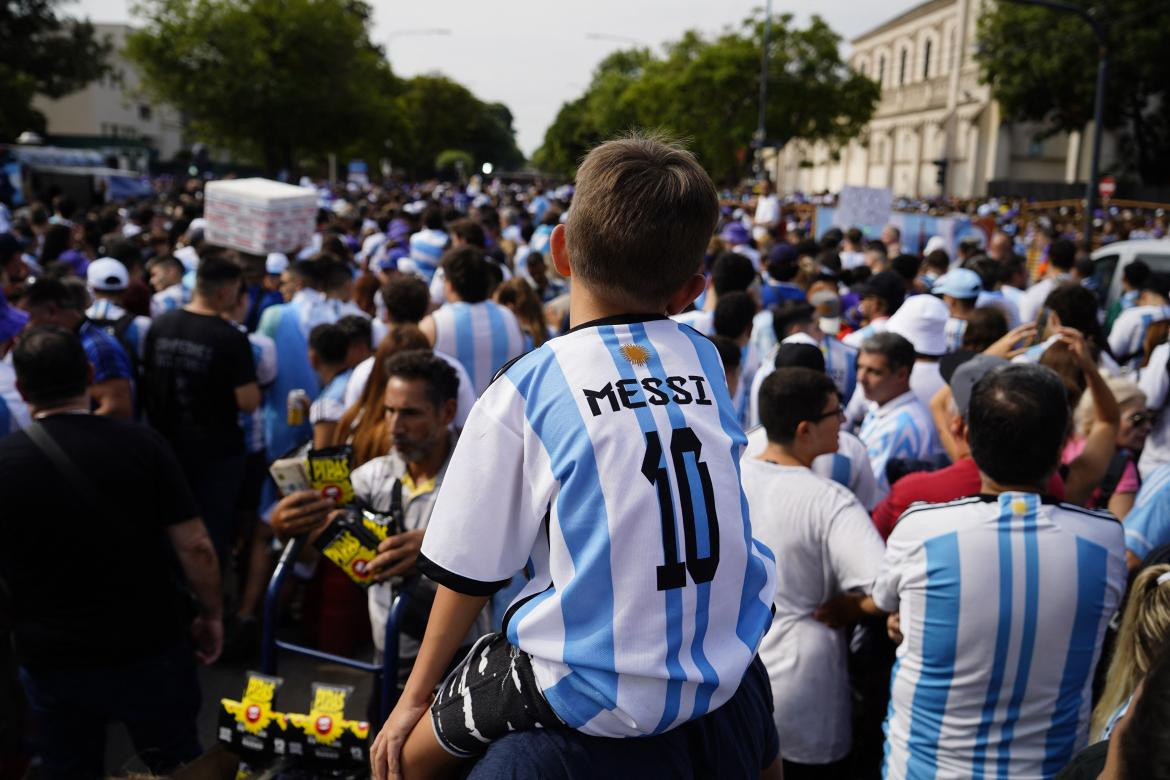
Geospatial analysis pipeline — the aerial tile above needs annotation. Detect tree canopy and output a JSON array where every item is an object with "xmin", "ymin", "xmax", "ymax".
[
  {"xmin": 0, "ymin": 0, "xmax": 111, "ymax": 141},
  {"xmin": 533, "ymin": 12, "xmax": 879, "ymax": 183},
  {"xmin": 126, "ymin": 0, "xmax": 523, "ymax": 176},
  {"xmin": 976, "ymin": 0, "xmax": 1170, "ymax": 186}
]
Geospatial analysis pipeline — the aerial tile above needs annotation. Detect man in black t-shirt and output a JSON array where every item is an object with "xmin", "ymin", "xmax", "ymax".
[
  {"xmin": 144, "ymin": 253, "xmax": 260, "ymax": 556},
  {"xmin": 0, "ymin": 326, "xmax": 222, "ymax": 778}
]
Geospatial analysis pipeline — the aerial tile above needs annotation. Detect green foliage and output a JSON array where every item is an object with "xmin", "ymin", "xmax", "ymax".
[
  {"xmin": 126, "ymin": 0, "xmax": 524, "ymax": 176},
  {"xmin": 533, "ymin": 12, "xmax": 878, "ymax": 182},
  {"xmin": 434, "ymin": 149, "xmax": 473, "ymax": 176},
  {"xmin": 976, "ymin": 0, "xmax": 1170, "ymax": 185},
  {"xmin": 0, "ymin": 0, "xmax": 111, "ymax": 141},
  {"xmin": 395, "ymin": 75, "xmax": 525, "ymax": 178}
]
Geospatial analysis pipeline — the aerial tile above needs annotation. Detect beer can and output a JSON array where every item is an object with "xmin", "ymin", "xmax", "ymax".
[{"xmin": 287, "ymin": 388, "xmax": 308, "ymax": 426}]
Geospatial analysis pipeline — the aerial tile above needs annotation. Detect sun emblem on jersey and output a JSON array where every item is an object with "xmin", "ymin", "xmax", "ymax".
[{"xmin": 619, "ymin": 344, "xmax": 650, "ymax": 366}]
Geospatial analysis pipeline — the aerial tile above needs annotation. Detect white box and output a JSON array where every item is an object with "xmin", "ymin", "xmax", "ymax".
[{"xmin": 203, "ymin": 178, "xmax": 317, "ymax": 255}]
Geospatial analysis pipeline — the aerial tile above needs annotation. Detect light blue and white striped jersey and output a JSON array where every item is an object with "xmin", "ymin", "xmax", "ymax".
[
  {"xmin": 85, "ymin": 299, "xmax": 151, "ymax": 359},
  {"xmin": 746, "ymin": 334, "xmax": 858, "ymax": 429},
  {"xmin": 1108, "ymin": 304, "xmax": 1170, "ymax": 370},
  {"xmin": 944, "ymin": 317, "xmax": 967, "ymax": 353},
  {"xmin": 1122, "ymin": 462, "xmax": 1170, "ymax": 559},
  {"xmin": 310, "ymin": 367, "xmax": 353, "ymax": 425},
  {"xmin": 873, "ymin": 493, "xmax": 1126, "ymax": 780},
  {"xmin": 418, "ymin": 315, "xmax": 777, "ymax": 738},
  {"xmin": 858, "ymin": 390, "xmax": 942, "ymax": 495},
  {"xmin": 430, "ymin": 301, "xmax": 526, "ymax": 397},
  {"xmin": 406, "ymin": 228, "xmax": 448, "ymax": 282},
  {"xmin": 239, "ymin": 329, "xmax": 277, "ymax": 454},
  {"xmin": 744, "ymin": 425, "xmax": 882, "ymax": 511},
  {"xmin": 842, "ymin": 317, "xmax": 889, "ymax": 349},
  {"xmin": 150, "ymin": 283, "xmax": 187, "ymax": 319}
]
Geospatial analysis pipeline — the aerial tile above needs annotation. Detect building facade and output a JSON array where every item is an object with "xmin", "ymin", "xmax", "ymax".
[
  {"xmin": 771, "ymin": 0, "xmax": 1108, "ymax": 199},
  {"xmin": 32, "ymin": 24, "xmax": 184, "ymax": 171}
]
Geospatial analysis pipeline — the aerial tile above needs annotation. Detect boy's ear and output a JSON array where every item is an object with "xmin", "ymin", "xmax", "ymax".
[
  {"xmin": 665, "ymin": 273, "xmax": 708, "ymax": 316},
  {"xmin": 550, "ymin": 224, "xmax": 572, "ymax": 278}
]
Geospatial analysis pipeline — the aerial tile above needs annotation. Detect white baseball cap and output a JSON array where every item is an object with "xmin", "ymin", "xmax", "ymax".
[
  {"xmin": 887, "ymin": 293, "xmax": 949, "ymax": 357},
  {"xmin": 86, "ymin": 257, "xmax": 129, "ymax": 291},
  {"xmin": 266, "ymin": 252, "xmax": 290, "ymax": 275}
]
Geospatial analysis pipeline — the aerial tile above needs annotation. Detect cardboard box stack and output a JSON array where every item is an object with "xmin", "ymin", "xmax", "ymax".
[{"xmin": 204, "ymin": 178, "xmax": 316, "ymax": 255}]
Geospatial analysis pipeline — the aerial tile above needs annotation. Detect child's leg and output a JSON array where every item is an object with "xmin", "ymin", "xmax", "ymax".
[{"xmin": 401, "ymin": 714, "xmax": 463, "ymax": 780}]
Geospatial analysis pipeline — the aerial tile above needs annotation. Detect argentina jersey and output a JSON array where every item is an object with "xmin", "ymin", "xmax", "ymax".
[
  {"xmin": 858, "ymin": 391, "xmax": 941, "ymax": 494},
  {"xmin": 431, "ymin": 301, "xmax": 526, "ymax": 397},
  {"xmin": 408, "ymin": 228, "xmax": 448, "ymax": 282},
  {"xmin": 1108, "ymin": 304, "xmax": 1170, "ymax": 369},
  {"xmin": 418, "ymin": 314, "xmax": 777, "ymax": 738},
  {"xmin": 874, "ymin": 493, "xmax": 1125, "ymax": 780}
]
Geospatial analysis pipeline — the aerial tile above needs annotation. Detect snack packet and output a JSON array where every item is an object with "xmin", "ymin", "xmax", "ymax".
[
  {"xmin": 313, "ymin": 513, "xmax": 381, "ymax": 587},
  {"xmin": 285, "ymin": 683, "xmax": 370, "ymax": 766},
  {"xmin": 218, "ymin": 672, "xmax": 288, "ymax": 757},
  {"xmin": 306, "ymin": 445, "xmax": 355, "ymax": 504}
]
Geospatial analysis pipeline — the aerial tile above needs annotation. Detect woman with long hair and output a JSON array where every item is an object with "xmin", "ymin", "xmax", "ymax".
[
  {"xmin": 1092, "ymin": 563, "xmax": 1170, "ymax": 740},
  {"xmin": 494, "ymin": 277, "xmax": 548, "ymax": 349},
  {"xmin": 1069, "ymin": 377, "xmax": 1153, "ymax": 518},
  {"xmin": 333, "ymin": 324, "xmax": 430, "ymax": 466}
]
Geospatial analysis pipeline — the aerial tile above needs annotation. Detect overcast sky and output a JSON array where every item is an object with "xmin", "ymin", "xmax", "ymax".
[{"xmin": 66, "ymin": 0, "xmax": 921, "ymax": 156}]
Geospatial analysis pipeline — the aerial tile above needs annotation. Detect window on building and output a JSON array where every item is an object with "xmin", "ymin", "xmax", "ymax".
[
  {"xmin": 923, "ymin": 40, "xmax": 933, "ymax": 79},
  {"xmin": 899, "ymin": 49, "xmax": 908, "ymax": 85},
  {"xmin": 138, "ymin": 104, "xmax": 152, "ymax": 121},
  {"xmin": 878, "ymin": 55, "xmax": 886, "ymax": 86}
]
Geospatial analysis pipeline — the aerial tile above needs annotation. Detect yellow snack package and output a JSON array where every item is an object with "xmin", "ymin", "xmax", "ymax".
[
  {"xmin": 218, "ymin": 672, "xmax": 288, "ymax": 757},
  {"xmin": 306, "ymin": 445, "xmax": 355, "ymax": 505},
  {"xmin": 285, "ymin": 683, "xmax": 370, "ymax": 766},
  {"xmin": 313, "ymin": 514, "xmax": 380, "ymax": 587}
]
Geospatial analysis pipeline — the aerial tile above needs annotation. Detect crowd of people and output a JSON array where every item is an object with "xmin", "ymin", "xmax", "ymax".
[{"xmin": 2, "ymin": 134, "xmax": 1170, "ymax": 780}]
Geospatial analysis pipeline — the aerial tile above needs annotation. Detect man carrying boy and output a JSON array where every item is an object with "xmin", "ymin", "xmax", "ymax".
[{"xmin": 371, "ymin": 136, "xmax": 779, "ymax": 778}]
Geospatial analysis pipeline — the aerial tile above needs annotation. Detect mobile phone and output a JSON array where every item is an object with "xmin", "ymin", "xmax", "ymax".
[{"xmin": 1031, "ymin": 307, "xmax": 1050, "ymax": 346}]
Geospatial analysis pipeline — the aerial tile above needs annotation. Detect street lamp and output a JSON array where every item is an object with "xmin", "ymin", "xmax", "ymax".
[{"xmin": 1002, "ymin": 0, "xmax": 1107, "ymax": 253}]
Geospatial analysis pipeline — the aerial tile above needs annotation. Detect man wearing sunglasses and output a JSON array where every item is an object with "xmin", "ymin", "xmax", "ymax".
[{"xmin": 742, "ymin": 366, "xmax": 885, "ymax": 778}]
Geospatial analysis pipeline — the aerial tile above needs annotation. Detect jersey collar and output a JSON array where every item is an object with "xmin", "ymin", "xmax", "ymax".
[{"xmin": 566, "ymin": 313, "xmax": 668, "ymax": 334}]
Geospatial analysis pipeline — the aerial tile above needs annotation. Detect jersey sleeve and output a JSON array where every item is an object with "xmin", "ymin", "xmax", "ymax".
[
  {"xmin": 1139, "ymin": 344, "xmax": 1170, "ymax": 408},
  {"xmin": 871, "ymin": 521, "xmax": 923, "ymax": 613},
  {"xmin": 1124, "ymin": 493, "xmax": 1170, "ymax": 559},
  {"xmin": 418, "ymin": 398, "xmax": 542, "ymax": 595},
  {"xmin": 1107, "ymin": 311, "xmax": 1135, "ymax": 359}
]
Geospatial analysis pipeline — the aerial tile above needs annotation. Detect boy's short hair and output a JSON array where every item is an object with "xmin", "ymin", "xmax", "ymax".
[
  {"xmin": 713, "ymin": 291, "xmax": 757, "ymax": 340},
  {"xmin": 383, "ymin": 349, "xmax": 459, "ymax": 409},
  {"xmin": 382, "ymin": 275, "xmax": 430, "ymax": 324},
  {"xmin": 711, "ymin": 251, "xmax": 757, "ymax": 294},
  {"xmin": 440, "ymin": 246, "xmax": 492, "ymax": 303},
  {"xmin": 758, "ymin": 367, "xmax": 838, "ymax": 446},
  {"xmin": 336, "ymin": 314, "xmax": 372, "ymax": 350},
  {"xmin": 308, "ymin": 322, "xmax": 349, "ymax": 365},
  {"xmin": 967, "ymin": 363, "xmax": 1069, "ymax": 485},
  {"xmin": 566, "ymin": 134, "xmax": 718, "ymax": 309},
  {"xmin": 195, "ymin": 253, "xmax": 243, "ymax": 297}
]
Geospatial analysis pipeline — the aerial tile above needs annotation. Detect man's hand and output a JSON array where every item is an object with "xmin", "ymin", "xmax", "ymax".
[
  {"xmin": 983, "ymin": 322, "xmax": 1037, "ymax": 359},
  {"xmin": 269, "ymin": 490, "xmax": 334, "ymax": 540},
  {"xmin": 371, "ymin": 529, "xmax": 426, "ymax": 581},
  {"xmin": 813, "ymin": 592, "xmax": 869, "ymax": 629},
  {"xmin": 192, "ymin": 614, "xmax": 224, "ymax": 665},
  {"xmin": 887, "ymin": 613, "xmax": 903, "ymax": 645},
  {"xmin": 371, "ymin": 692, "xmax": 432, "ymax": 780}
]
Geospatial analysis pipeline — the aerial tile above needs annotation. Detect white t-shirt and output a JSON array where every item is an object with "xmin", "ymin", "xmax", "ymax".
[
  {"xmin": 1108, "ymin": 304, "xmax": 1170, "ymax": 369},
  {"xmin": 417, "ymin": 315, "xmax": 777, "ymax": 738},
  {"xmin": 430, "ymin": 301, "xmax": 526, "ymax": 397},
  {"xmin": 741, "ymin": 459, "xmax": 885, "ymax": 763},
  {"xmin": 343, "ymin": 350, "xmax": 475, "ymax": 430},
  {"xmin": 909, "ymin": 360, "xmax": 946, "ymax": 409},
  {"xmin": 1017, "ymin": 275, "xmax": 1068, "ymax": 325},
  {"xmin": 874, "ymin": 493, "xmax": 1125, "ymax": 780},
  {"xmin": 744, "ymin": 425, "xmax": 883, "ymax": 511},
  {"xmin": 1140, "ymin": 342, "xmax": 1170, "ymax": 474}
]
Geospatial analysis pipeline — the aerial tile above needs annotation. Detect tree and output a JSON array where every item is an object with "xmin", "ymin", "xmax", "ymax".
[
  {"xmin": 533, "ymin": 12, "xmax": 879, "ymax": 182},
  {"xmin": 126, "ymin": 0, "xmax": 401, "ymax": 174},
  {"xmin": 976, "ymin": 0, "xmax": 1170, "ymax": 186},
  {"xmin": 0, "ymin": 0, "xmax": 111, "ymax": 141},
  {"xmin": 394, "ymin": 75, "xmax": 525, "ymax": 178}
]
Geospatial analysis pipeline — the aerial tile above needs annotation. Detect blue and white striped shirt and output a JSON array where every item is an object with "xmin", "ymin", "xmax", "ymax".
[
  {"xmin": 418, "ymin": 315, "xmax": 777, "ymax": 738},
  {"xmin": 430, "ymin": 301, "xmax": 526, "ymax": 397},
  {"xmin": 1122, "ymin": 462, "xmax": 1170, "ymax": 559},
  {"xmin": 944, "ymin": 317, "xmax": 967, "ymax": 353},
  {"xmin": 874, "ymin": 493, "xmax": 1125, "ymax": 780},
  {"xmin": 857, "ymin": 390, "xmax": 942, "ymax": 495},
  {"xmin": 407, "ymin": 228, "xmax": 448, "ymax": 283},
  {"xmin": 1108, "ymin": 304, "xmax": 1170, "ymax": 370},
  {"xmin": 150, "ymin": 284, "xmax": 187, "ymax": 319}
]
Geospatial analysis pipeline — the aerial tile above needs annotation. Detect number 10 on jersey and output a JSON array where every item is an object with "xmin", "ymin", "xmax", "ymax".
[{"xmin": 642, "ymin": 427, "xmax": 720, "ymax": 591}]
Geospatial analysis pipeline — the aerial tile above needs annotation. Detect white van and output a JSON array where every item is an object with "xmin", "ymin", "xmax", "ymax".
[{"xmin": 1093, "ymin": 239, "xmax": 1170, "ymax": 308}]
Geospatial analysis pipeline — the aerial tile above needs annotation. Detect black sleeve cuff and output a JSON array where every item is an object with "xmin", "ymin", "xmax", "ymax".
[{"xmin": 417, "ymin": 553, "xmax": 511, "ymax": 596}]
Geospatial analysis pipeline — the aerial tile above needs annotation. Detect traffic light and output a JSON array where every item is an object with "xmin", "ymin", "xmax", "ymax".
[{"xmin": 933, "ymin": 158, "xmax": 948, "ymax": 189}]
